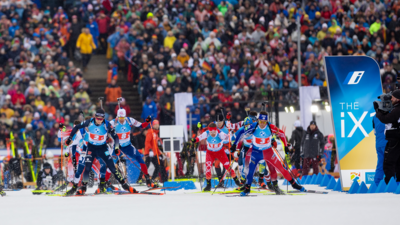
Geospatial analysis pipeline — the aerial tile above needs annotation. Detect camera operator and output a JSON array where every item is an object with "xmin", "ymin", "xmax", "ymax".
[{"xmin": 374, "ymin": 90, "xmax": 400, "ymax": 184}]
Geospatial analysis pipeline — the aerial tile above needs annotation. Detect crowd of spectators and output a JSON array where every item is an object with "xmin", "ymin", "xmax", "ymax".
[
  {"xmin": 0, "ymin": 0, "xmax": 104, "ymax": 150},
  {"xmin": 126, "ymin": 0, "xmax": 400, "ymax": 127},
  {"xmin": 1, "ymin": 0, "xmax": 400, "ymax": 150}
]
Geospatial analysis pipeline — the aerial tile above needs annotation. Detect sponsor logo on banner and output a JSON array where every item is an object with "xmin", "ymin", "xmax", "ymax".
[
  {"xmin": 343, "ymin": 71, "xmax": 365, "ymax": 85},
  {"xmin": 350, "ymin": 172, "xmax": 361, "ymax": 184},
  {"xmin": 365, "ymin": 172, "xmax": 375, "ymax": 185}
]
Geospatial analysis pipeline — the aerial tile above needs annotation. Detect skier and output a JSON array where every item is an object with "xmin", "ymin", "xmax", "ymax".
[
  {"xmin": 65, "ymin": 108, "xmax": 137, "ymax": 195},
  {"xmin": 109, "ymin": 108, "xmax": 157, "ymax": 187},
  {"xmin": 66, "ymin": 118, "xmax": 117, "ymax": 195},
  {"xmin": 231, "ymin": 111, "xmax": 304, "ymax": 196},
  {"xmin": 214, "ymin": 112, "xmax": 243, "ymax": 187},
  {"xmin": 36, "ymin": 162, "xmax": 58, "ymax": 190},
  {"xmin": 191, "ymin": 122, "xmax": 241, "ymax": 191}
]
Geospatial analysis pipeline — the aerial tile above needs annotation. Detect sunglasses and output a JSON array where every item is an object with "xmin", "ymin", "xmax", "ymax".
[
  {"xmin": 95, "ymin": 117, "xmax": 104, "ymax": 120},
  {"xmin": 118, "ymin": 117, "xmax": 126, "ymax": 120},
  {"xmin": 259, "ymin": 120, "xmax": 267, "ymax": 124}
]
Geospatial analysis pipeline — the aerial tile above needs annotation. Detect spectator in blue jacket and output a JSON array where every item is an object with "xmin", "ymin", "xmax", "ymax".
[
  {"xmin": 86, "ymin": 16, "xmax": 99, "ymax": 47},
  {"xmin": 141, "ymin": 96, "xmax": 158, "ymax": 121},
  {"xmin": 373, "ymin": 115, "xmax": 387, "ymax": 186}
]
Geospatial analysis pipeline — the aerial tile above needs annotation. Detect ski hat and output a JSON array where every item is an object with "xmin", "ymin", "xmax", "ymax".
[
  {"xmin": 43, "ymin": 162, "xmax": 51, "ymax": 169},
  {"xmin": 392, "ymin": 90, "xmax": 400, "ymax": 99},
  {"xmin": 117, "ymin": 108, "xmax": 126, "ymax": 118},
  {"xmin": 294, "ymin": 120, "xmax": 301, "ymax": 127},
  {"xmin": 95, "ymin": 108, "xmax": 105, "ymax": 118},
  {"xmin": 310, "ymin": 121, "xmax": 317, "ymax": 125},
  {"xmin": 216, "ymin": 114, "xmax": 224, "ymax": 122},
  {"xmin": 244, "ymin": 117, "xmax": 252, "ymax": 126},
  {"xmin": 152, "ymin": 120, "xmax": 159, "ymax": 126}
]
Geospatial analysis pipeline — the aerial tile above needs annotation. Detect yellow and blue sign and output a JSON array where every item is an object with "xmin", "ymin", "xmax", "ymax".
[{"xmin": 324, "ymin": 56, "xmax": 382, "ymax": 191}]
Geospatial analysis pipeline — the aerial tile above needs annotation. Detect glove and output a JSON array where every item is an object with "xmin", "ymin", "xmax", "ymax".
[
  {"xmin": 115, "ymin": 148, "xmax": 121, "ymax": 156},
  {"xmin": 64, "ymin": 152, "xmax": 69, "ymax": 158},
  {"xmin": 287, "ymin": 143, "xmax": 293, "ymax": 150},
  {"xmin": 65, "ymin": 137, "xmax": 72, "ymax": 146},
  {"xmin": 230, "ymin": 144, "xmax": 237, "ymax": 153},
  {"xmin": 59, "ymin": 123, "xmax": 64, "ymax": 129},
  {"xmin": 145, "ymin": 115, "xmax": 152, "ymax": 123},
  {"xmin": 373, "ymin": 102, "xmax": 379, "ymax": 111},
  {"xmin": 197, "ymin": 122, "xmax": 201, "ymax": 129},
  {"xmin": 272, "ymin": 140, "xmax": 277, "ymax": 148},
  {"xmin": 226, "ymin": 112, "xmax": 232, "ymax": 120},
  {"xmin": 191, "ymin": 138, "xmax": 197, "ymax": 143}
]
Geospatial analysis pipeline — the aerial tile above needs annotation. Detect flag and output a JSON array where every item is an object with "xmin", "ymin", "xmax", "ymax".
[{"xmin": 202, "ymin": 61, "xmax": 212, "ymax": 71}]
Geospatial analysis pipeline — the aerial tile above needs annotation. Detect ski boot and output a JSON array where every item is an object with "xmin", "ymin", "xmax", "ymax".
[
  {"xmin": 240, "ymin": 177, "xmax": 246, "ymax": 185},
  {"xmin": 233, "ymin": 176, "xmax": 241, "ymax": 187},
  {"xmin": 0, "ymin": 185, "xmax": 5, "ymax": 197},
  {"xmin": 290, "ymin": 179, "xmax": 306, "ymax": 192},
  {"xmin": 95, "ymin": 179, "xmax": 106, "ymax": 194},
  {"xmin": 145, "ymin": 174, "xmax": 159, "ymax": 188},
  {"xmin": 76, "ymin": 184, "xmax": 87, "ymax": 195},
  {"xmin": 240, "ymin": 184, "xmax": 251, "ymax": 196},
  {"xmin": 65, "ymin": 183, "xmax": 78, "ymax": 196},
  {"xmin": 272, "ymin": 181, "xmax": 285, "ymax": 195},
  {"xmin": 266, "ymin": 181, "xmax": 273, "ymax": 190},
  {"xmin": 203, "ymin": 179, "xmax": 211, "ymax": 192},
  {"xmin": 216, "ymin": 176, "xmax": 225, "ymax": 188},
  {"xmin": 122, "ymin": 183, "xmax": 138, "ymax": 193},
  {"xmin": 258, "ymin": 177, "xmax": 266, "ymax": 189},
  {"xmin": 106, "ymin": 180, "xmax": 119, "ymax": 191}
]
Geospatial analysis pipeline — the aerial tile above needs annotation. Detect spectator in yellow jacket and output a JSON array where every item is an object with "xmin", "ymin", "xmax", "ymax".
[
  {"xmin": 76, "ymin": 28, "xmax": 96, "ymax": 70},
  {"xmin": 164, "ymin": 31, "xmax": 176, "ymax": 49}
]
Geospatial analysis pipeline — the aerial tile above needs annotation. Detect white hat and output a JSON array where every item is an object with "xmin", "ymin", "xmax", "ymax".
[
  {"xmin": 294, "ymin": 120, "xmax": 301, "ymax": 127},
  {"xmin": 157, "ymin": 86, "xmax": 163, "ymax": 92},
  {"xmin": 34, "ymin": 112, "xmax": 40, "ymax": 118},
  {"xmin": 117, "ymin": 108, "xmax": 126, "ymax": 118},
  {"xmin": 48, "ymin": 113, "xmax": 53, "ymax": 118},
  {"xmin": 234, "ymin": 40, "xmax": 240, "ymax": 45},
  {"xmin": 171, "ymin": 53, "xmax": 177, "ymax": 58},
  {"xmin": 250, "ymin": 80, "xmax": 256, "ymax": 84},
  {"xmin": 322, "ymin": 23, "xmax": 328, "ymax": 28},
  {"xmin": 230, "ymin": 69, "xmax": 236, "ymax": 73}
]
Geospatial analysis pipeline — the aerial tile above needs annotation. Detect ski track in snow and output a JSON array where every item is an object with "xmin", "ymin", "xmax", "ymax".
[{"xmin": 1, "ymin": 181, "xmax": 398, "ymax": 225}]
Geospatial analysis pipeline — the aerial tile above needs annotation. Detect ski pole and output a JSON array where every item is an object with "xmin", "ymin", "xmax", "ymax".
[
  {"xmin": 211, "ymin": 161, "xmax": 234, "ymax": 195},
  {"xmin": 193, "ymin": 122, "xmax": 203, "ymax": 190}
]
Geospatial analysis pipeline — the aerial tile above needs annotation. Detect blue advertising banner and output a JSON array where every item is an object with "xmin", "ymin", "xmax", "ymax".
[{"xmin": 324, "ymin": 56, "xmax": 382, "ymax": 190}]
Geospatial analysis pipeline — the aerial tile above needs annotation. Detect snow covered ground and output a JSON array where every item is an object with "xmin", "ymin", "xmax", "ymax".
[{"xmin": 1, "ymin": 181, "xmax": 398, "ymax": 225}]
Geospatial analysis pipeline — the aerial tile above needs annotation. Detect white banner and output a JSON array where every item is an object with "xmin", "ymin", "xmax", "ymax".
[
  {"xmin": 299, "ymin": 86, "xmax": 321, "ymax": 129},
  {"xmin": 174, "ymin": 93, "xmax": 193, "ymax": 141}
]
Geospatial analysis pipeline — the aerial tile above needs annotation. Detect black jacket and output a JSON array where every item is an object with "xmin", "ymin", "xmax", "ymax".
[
  {"xmin": 290, "ymin": 127, "xmax": 305, "ymax": 151},
  {"xmin": 376, "ymin": 103, "xmax": 400, "ymax": 139},
  {"xmin": 300, "ymin": 126, "xmax": 325, "ymax": 158}
]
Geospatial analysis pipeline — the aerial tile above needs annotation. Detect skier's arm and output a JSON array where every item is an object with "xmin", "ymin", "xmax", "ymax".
[
  {"xmin": 129, "ymin": 117, "xmax": 149, "ymax": 128},
  {"xmin": 230, "ymin": 121, "xmax": 244, "ymax": 130},
  {"xmin": 233, "ymin": 123, "xmax": 256, "ymax": 145},
  {"xmin": 107, "ymin": 122, "xmax": 119, "ymax": 148},
  {"xmin": 68, "ymin": 119, "xmax": 90, "ymax": 141},
  {"xmin": 218, "ymin": 132, "xmax": 229, "ymax": 141},
  {"xmin": 195, "ymin": 131, "xmax": 208, "ymax": 142},
  {"xmin": 269, "ymin": 124, "xmax": 288, "ymax": 146}
]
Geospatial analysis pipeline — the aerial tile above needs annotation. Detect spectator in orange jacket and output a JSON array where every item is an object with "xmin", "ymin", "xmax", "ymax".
[
  {"xmin": 144, "ymin": 120, "xmax": 165, "ymax": 181},
  {"xmin": 105, "ymin": 79, "xmax": 122, "ymax": 116}
]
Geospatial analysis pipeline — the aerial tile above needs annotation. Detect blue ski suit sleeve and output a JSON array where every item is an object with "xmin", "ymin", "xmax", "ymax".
[{"xmin": 233, "ymin": 122, "xmax": 257, "ymax": 146}]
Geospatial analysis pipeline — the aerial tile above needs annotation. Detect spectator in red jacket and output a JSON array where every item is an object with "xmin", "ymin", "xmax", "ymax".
[
  {"xmin": 11, "ymin": 89, "xmax": 26, "ymax": 105},
  {"xmin": 97, "ymin": 12, "xmax": 110, "ymax": 54}
]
